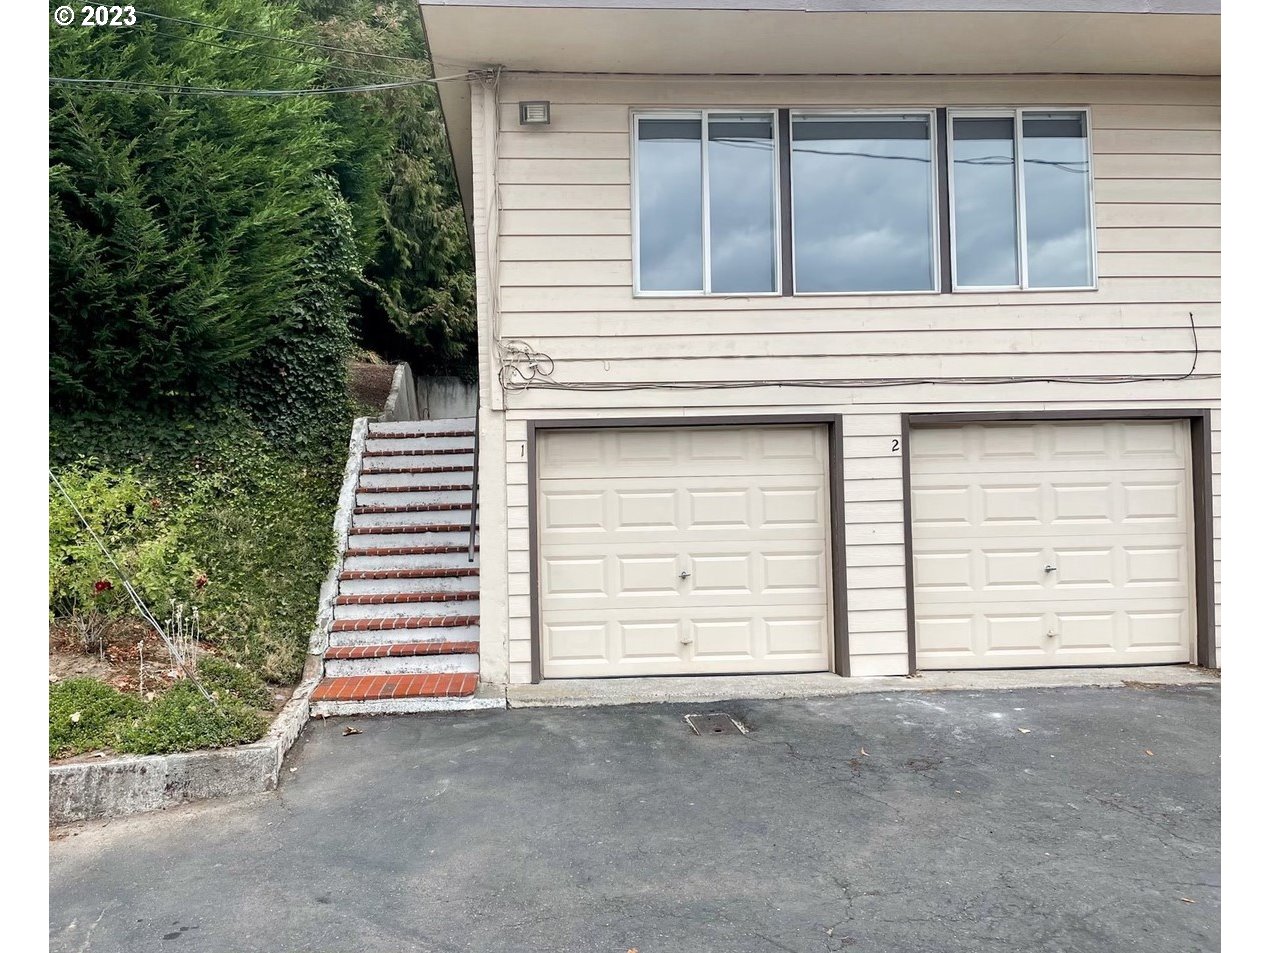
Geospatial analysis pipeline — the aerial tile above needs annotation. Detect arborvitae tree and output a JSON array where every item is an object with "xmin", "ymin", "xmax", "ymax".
[
  {"xmin": 298, "ymin": 0, "xmax": 476, "ymax": 377},
  {"xmin": 49, "ymin": 0, "xmax": 359, "ymax": 415}
]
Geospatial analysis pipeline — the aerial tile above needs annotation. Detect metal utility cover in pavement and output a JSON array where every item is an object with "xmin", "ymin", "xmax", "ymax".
[{"xmin": 685, "ymin": 713, "xmax": 747, "ymax": 736}]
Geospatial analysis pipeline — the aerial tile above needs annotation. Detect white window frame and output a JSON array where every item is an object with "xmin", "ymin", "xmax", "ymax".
[
  {"xmin": 789, "ymin": 108, "xmax": 941, "ymax": 297},
  {"xmin": 947, "ymin": 106, "xmax": 1098, "ymax": 293},
  {"xmin": 631, "ymin": 108, "xmax": 783, "ymax": 297}
]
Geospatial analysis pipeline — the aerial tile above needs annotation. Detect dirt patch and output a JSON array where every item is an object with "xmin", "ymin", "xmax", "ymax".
[
  {"xmin": 349, "ymin": 360, "xmax": 397, "ymax": 415},
  {"xmin": 50, "ymin": 619, "xmax": 180, "ymax": 696},
  {"xmin": 49, "ymin": 622, "xmax": 296, "ymax": 741}
]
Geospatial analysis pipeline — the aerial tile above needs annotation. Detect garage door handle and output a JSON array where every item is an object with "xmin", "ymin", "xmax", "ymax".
[
  {"xmin": 678, "ymin": 570, "xmax": 691, "ymax": 579},
  {"xmin": 1043, "ymin": 564, "xmax": 1057, "ymax": 573}
]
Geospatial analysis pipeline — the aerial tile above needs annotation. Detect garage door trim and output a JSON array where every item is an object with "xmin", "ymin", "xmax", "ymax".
[
  {"xmin": 527, "ymin": 414, "xmax": 848, "ymax": 683},
  {"xmin": 900, "ymin": 409, "xmax": 1216, "ymax": 674}
]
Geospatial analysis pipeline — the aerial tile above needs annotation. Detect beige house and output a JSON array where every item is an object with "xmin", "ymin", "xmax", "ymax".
[{"xmin": 419, "ymin": 0, "xmax": 1220, "ymax": 688}]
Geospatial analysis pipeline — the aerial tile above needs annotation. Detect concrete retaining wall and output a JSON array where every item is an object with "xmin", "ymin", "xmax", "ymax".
[
  {"xmin": 416, "ymin": 376, "xmax": 477, "ymax": 419},
  {"xmin": 380, "ymin": 365, "xmax": 476, "ymax": 422},
  {"xmin": 380, "ymin": 363, "xmax": 422, "ymax": 422},
  {"xmin": 49, "ymin": 418, "xmax": 369, "ymax": 825}
]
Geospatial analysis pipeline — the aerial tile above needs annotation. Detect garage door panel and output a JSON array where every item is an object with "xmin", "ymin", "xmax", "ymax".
[
  {"xmin": 912, "ymin": 474, "xmax": 1188, "ymax": 533},
  {"xmin": 615, "ymin": 490, "xmax": 677, "ymax": 530},
  {"xmin": 542, "ymin": 607, "xmax": 829, "ymax": 676},
  {"xmin": 1127, "ymin": 608, "xmax": 1190, "ymax": 650},
  {"xmin": 541, "ymin": 491, "xmax": 606, "ymax": 533},
  {"xmin": 917, "ymin": 602, "xmax": 1191, "ymax": 667},
  {"xmin": 616, "ymin": 555, "xmax": 681, "ymax": 597},
  {"xmin": 539, "ymin": 425, "xmax": 833, "ymax": 678},
  {"xmin": 911, "ymin": 421, "xmax": 1188, "ymax": 476},
  {"xmin": 539, "ymin": 425, "xmax": 826, "ymax": 481},
  {"xmin": 542, "ymin": 556, "xmax": 608, "ymax": 599},
  {"xmin": 912, "ymin": 420, "xmax": 1193, "ymax": 670},
  {"xmin": 619, "ymin": 621, "xmax": 682, "ymax": 661},
  {"xmin": 540, "ymin": 480, "xmax": 828, "ymax": 544}
]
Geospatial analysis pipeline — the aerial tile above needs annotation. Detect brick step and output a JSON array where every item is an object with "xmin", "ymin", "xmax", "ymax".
[
  {"xmin": 354, "ymin": 501, "xmax": 473, "ymax": 515},
  {"xmin": 357, "ymin": 482, "xmax": 472, "ymax": 493},
  {"xmin": 311, "ymin": 672, "xmax": 478, "ymax": 703},
  {"xmin": 348, "ymin": 529, "xmax": 476, "ymax": 550},
  {"xmin": 367, "ymin": 417, "xmax": 474, "ymax": 437},
  {"xmin": 358, "ymin": 466, "xmax": 474, "ymax": 482},
  {"xmin": 342, "ymin": 547, "xmax": 478, "ymax": 572},
  {"xmin": 329, "ymin": 621, "xmax": 480, "ymax": 648},
  {"xmin": 361, "ymin": 453, "xmax": 475, "ymax": 473},
  {"xmin": 310, "ymin": 689, "xmax": 503, "ymax": 717},
  {"xmin": 332, "ymin": 614, "xmax": 480, "ymax": 633},
  {"xmin": 339, "ymin": 567, "xmax": 480, "ymax": 581},
  {"xmin": 369, "ymin": 430, "xmax": 475, "ymax": 440},
  {"xmin": 349, "ymin": 523, "xmax": 470, "ymax": 536},
  {"xmin": 322, "ymin": 640, "xmax": 480, "ymax": 677},
  {"xmin": 362, "ymin": 447, "xmax": 472, "ymax": 459},
  {"xmin": 358, "ymin": 487, "xmax": 472, "ymax": 510},
  {"xmin": 338, "ymin": 568, "xmax": 479, "ymax": 595},
  {"xmin": 335, "ymin": 591, "xmax": 479, "ymax": 606},
  {"xmin": 351, "ymin": 508, "xmax": 475, "ymax": 529},
  {"xmin": 355, "ymin": 488, "xmax": 472, "ymax": 510},
  {"xmin": 325, "ymin": 640, "xmax": 480, "ymax": 659},
  {"xmin": 333, "ymin": 593, "xmax": 479, "ymax": 619}
]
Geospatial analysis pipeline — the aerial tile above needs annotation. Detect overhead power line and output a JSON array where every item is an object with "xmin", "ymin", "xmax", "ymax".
[
  {"xmin": 135, "ymin": 26, "xmax": 428, "ymax": 84},
  {"xmin": 134, "ymin": 10, "xmax": 435, "ymax": 66},
  {"xmin": 49, "ymin": 75, "xmax": 469, "ymax": 97}
]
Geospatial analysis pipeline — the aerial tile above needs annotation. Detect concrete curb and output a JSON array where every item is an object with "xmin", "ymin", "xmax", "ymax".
[{"xmin": 50, "ymin": 419, "xmax": 369, "ymax": 826}]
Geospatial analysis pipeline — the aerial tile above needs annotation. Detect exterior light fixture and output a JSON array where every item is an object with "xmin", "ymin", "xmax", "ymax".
[{"xmin": 519, "ymin": 101, "xmax": 551, "ymax": 126}]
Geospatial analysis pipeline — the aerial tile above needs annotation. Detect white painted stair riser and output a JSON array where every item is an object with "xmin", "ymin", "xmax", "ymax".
[
  {"xmin": 323, "ymin": 653, "xmax": 480, "ymax": 678},
  {"xmin": 355, "ymin": 487, "xmax": 473, "ymax": 507},
  {"xmin": 311, "ymin": 693, "xmax": 503, "ymax": 718},
  {"xmin": 333, "ymin": 597, "xmax": 480, "ymax": 620},
  {"xmin": 338, "ymin": 573, "xmax": 478, "ymax": 596},
  {"xmin": 360, "ymin": 451, "xmax": 475, "ymax": 472},
  {"xmin": 348, "ymin": 530, "xmax": 477, "ymax": 549},
  {"xmin": 327, "ymin": 624, "xmax": 481, "ymax": 648},
  {"xmin": 357, "ymin": 470, "xmax": 473, "ymax": 490},
  {"xmin": 342, "ymin": 550, "xmax": 479, "ymax": 571},
  {"xmin": 364, "ymin": 434, "xmax": 473, "ymax": 453},
  {"xmin": 367, "ymin": 417, "xmax": 474, "ymax": 436},
  {"xmin": 351, "ymin": 508, "xmax": 475, "ymax": 529}
]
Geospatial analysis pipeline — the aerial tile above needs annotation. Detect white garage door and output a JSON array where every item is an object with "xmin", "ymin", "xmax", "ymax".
[
  {"xmin": 537, "ymin": 425, "xmax": 833, "ymax": 678},
  {"xmin": 911, "ymin": 420, "xmax": 1194, "ymax": 669}
]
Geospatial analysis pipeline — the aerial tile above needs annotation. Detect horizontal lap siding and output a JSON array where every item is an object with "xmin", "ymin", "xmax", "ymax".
[{"xmin": 479, "ymin": 75, "xmax": 1220, "ymax": 683}]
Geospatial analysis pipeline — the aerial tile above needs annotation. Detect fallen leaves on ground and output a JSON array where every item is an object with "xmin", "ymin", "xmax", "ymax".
[{"xmin": 343, "ymin": 726, "xmax": 363, "ymax": 736}]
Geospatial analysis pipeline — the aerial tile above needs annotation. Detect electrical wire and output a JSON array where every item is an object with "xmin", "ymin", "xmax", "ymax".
[
  {"xmin": 49, "ymin": 74, "xmax": 470, "ymax": 97},
  {"xmin": 132, "ymin": 25, "xmax": 430, "ymax": 84},
  {"xmin": 501, "ymin": 312, "xmax": 1210, "ymax": 392},
  {"xmin": 48, "ymin": 470, "xmax": 222, "ymax": 712},
  {"xmin": 134, "ymin": 10, "xmax": 435, "ymax": 65}
]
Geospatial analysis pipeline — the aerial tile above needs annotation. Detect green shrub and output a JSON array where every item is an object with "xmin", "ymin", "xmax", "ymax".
[
  {"xmin": 48, "ymin": 465, "xmax": 202, "ymax": 621},
  {"xmin": 299, "ymin": 0, "xmax": 476, "ymax": 377},
  {"xmin": 50, "ymin": 407, "xmax": 345, "ymax": 686},
  {"xmin": 231, "ymin": 176, "xmax": 360, "ymax": 444},
  {"xmin": 118, "ymin": 682, "xmax": 267, "ymax": 755},
  {"xmin": 49, "ymin": 0, "xmax": 359, "ymax": 415},
  {"xmin": 49, "ymin": 679, "xmax": 144, "ymax": 758},
  {"xmin": 197, "ymin": 656, "xmax": 272, "ymax": 709}
]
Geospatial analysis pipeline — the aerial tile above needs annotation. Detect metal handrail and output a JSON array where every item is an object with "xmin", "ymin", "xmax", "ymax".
[{"xmin": 468, "ymin": 385, "xmax": 479, "ymax": 563}]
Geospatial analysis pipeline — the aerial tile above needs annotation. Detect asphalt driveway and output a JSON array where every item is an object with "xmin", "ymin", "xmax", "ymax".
[{"xmin": 50, "ymin": 684, "xmax": 1220, "ymax": 953}]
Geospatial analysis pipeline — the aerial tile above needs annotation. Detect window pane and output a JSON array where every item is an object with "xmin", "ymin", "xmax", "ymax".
[
  {"xmin": 1023, "ymin": 112, "xmax": 1094, "ymax": 288},
  {"xmin": 637, "ymin": 118, "xmax": 703, "ymax": 291},
  {"xmin": 951, "ymin": 117, "xmax": 1019, "ymax": 288},
  {"xmin": 791, "ymin": 115, "xmax": 935, "ymax": 293},
  {"xmin": 708, "ymin": 114, "xmax": 776, "ymax": 293}
]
